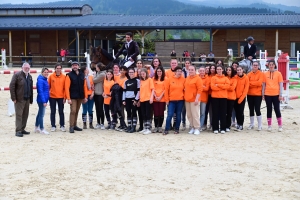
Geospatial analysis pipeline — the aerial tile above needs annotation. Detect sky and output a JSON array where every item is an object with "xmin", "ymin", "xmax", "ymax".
[{"xmin": 1, "ymin": 0, "xmax": 300, "ymax": 7}]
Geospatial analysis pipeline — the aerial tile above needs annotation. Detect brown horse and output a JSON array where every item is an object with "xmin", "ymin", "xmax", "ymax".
[{"xmin": 90, "ymin": 46, "xmax": 114, "ymax": 70}]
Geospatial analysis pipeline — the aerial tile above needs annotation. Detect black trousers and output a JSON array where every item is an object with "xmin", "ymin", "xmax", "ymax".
[
  {"xmin": 265, "ymin": 95, "xmax": 281, "ymax": 118},
  {"xmin": 234, "ymin": 98, "xmax": 246, "ymax": 126},
  {"xmin": 137, "ymin": 106, "xmax": 143, "ymax": 129},
  {"xmin": 125, "ymin": 98, "xmax": 137, "ymax": 118},
  {"xmin": 226, "ymin": 99, "xmax": 235, "ymax": 129},
  {"xmin": 49, "ymin": 97, "xmax": 65, "ymax": 128},
  {"xmin": 211, "ymin": 98, "xmax": 227, "ymax": 131},
  {"xmin": 104, "ymin": 104, "xmax": 111, "ymax": 123},
  {"xmin": 140, "ymin": 101, "xmax": 151, "ymax": 121},
  {"xmin": 247, "ymin": 95, "xmax": 262, "ymax": 116},
  {"xmin": 94, "ymin": 94, "xmax": 104, "ymax": 124},
  {"xmin": 204, "ymin": 95, "xmax": 212, "ymax": 125}
]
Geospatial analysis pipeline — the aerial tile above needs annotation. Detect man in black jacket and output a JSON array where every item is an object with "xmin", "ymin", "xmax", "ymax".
[
  {"xmin": 244, "ymin": 36, "xmax": 257, "ymax": 60},
  {"xmin": 9, "ymin": 63, "xmax": 33, "ymax": 137},
  {"xmin": 114, "ymin": 32, "xmax": 139, "ymax": 68}
]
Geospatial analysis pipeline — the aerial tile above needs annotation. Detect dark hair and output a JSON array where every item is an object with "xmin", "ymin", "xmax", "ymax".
[
  {"xmin": 225, "ymin": 66, "xmax": 236, "ymax": 78},
  {"xmin": 215, "ymin": 59, "xmax": 224, "ymax": 66},
  {"xmin": 208, "ymin": 64, "xmax": 216, "ymax": 75},
  {"xmin": 120, "ymin": 66, "xmax": 128, "ymax": 71},
  {"xmin": 97, "ymin": 62, "xmax": 106, "ymax": 71},
  {"xmin": 136, "ymin": 59, "xmax": 143, "ymax": 65},
  {"xmin": 154, "ymin": 66, "xmax": 165, "ymax": 81},
  {"xmin": 106, "ymin": 69, "xmax": 114, "ymax": 81},
  {"xmin": 41, "ymin": 67, "xmax": 49, "ymax": 73},
  {"xmin": 113, "ymin": 63, "xmax": 120, "ymax": 68},
  {"xmin": 232, "ymin": 61, "xmax": 239, "ymax": 67},
  {"xmin": 80, "ymin": 66, "xmax": 87, "ymax": 73},
  {"xmin": 128, "ymin": 67, "xmax": 135, "ymax": 73},
  {"xmin": 185, "ymin": 59, "xmax": 191, "ymax": 64},
  {"xmin": 174, "ymin": 66, "xmax": 182, "ymax": 71},
  {"xmin": 236, "ymin": 65, "xmax": 244, "ymax": 73},
  {"xmin": 267, "ymin": 60, "xmax": 277, "ymax": 69},
  {"xmin": 151, "ymin": 58, "xmax": 162, "ymax": 68},
  {"xmin": 54, "ymin": 63, "xmax": 62, "ymax": 69},
  {"xmin": 125, "ymin": 32, "xmax": 133, "ymax": 38},
  {"xmin": 216, "ymin": 65, "xmax": 225, "ymax": 75},
  {"xmin": 140, "ymin": 68, "xmax": 149, "ymax": 80}
]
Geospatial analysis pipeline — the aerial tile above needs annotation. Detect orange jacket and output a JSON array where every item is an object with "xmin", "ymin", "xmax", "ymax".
[
  {"xmin": 210, "ymin": 74, "xmax": 229, "ymax": 98},
  {"xmin": 65, "ymin": 75, "xmax": 88, "ymax": 100},
  {"xmin": 184, "ymin": 75, "xmax": 203, "ymax": 102},
  {"xmin": 227, "ymin": 76, "xmax": 237, "ymax": 100},
  {"xmin": 165, "ymin": 75, "xmax": 185, "ymax": 102},
  {"xmin": 235, "ymin": 74, "xmax": 249, "ymax": 103},
  {"xmin": 85, "ymin": 75, "xmax": 94, "ymax": 96},
  {"xmin": 48, "ymin": 72, "xmax": 66, "ymax": 99},
  {"xmin": 103, "ymin": 79, "xmax": 115, "ymax": 105},
  {"xmin": 153, "ymin": 77, "xmax": 167, "ymax": 102},
  {"xmin": 263, "ymin": 71, "xmax": 283, "ymax": 96},
  {"xmin": 207, "ymin": 74, "xmax": 214, "ymax": 94},
  {"xmin": 165, "ymin": 69, "xmax": 184, "ymax": 78},
  {"xmin": 200, "ymin": 75, "xmax": 210, "ymax": 103},
  {"xmin": 247, "ymin": 70, "xmax": 264, "ymax": 96}
]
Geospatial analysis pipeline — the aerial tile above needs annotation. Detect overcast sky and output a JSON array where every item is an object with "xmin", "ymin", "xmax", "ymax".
[{"xmin": 1, "ymin": 0, "xmax": 300, "ymax": 7}]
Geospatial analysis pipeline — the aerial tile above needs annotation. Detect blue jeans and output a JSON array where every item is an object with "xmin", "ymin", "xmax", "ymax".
[
  {"xmin": 200, "ymin": 102, "xmax": 207, "ymax": 128},
  {"xmin": 181, "ymin": 104, "xmax": 186, "ymax": 124},
  {"xmin": 35, "ymin": 102, "xmax": 46, "ymax": 130},
  {"xmin": 82, "ymin": 95, "xmax": 94, "ymax": 115},
  {"xmin": 165, "ymin": 100, "xmax": 184, "ymax": 131}
]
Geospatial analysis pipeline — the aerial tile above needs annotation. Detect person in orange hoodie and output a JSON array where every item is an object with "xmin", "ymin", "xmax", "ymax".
[
  {"xmin": 234, "ymin": 65, "xmax": 249, "ymax": 131},
  {"xmin": 247, "ymin": 61, "xmax": 264, "ymax": 131},
  {"xmin": 81, "ymin": 66, "xmax": 95, "ymax": 129},
  {"xmin": 103, "ymin": 70, "xmax": 115, "ymax": 130},
  {"xmin": 48, "ymin": 63, "xmax": 66, "ymax": 132},
  {"xmin": 164, "ymin": 66, "xmax": 185, "ymax": 135},
  {"xmin": 65, "ymin": 61, "xmax": 88, "ymax": 133},
  {"xmin": 211, "ymin": 65, "xmax": 230, "ymax": 134},
  {"xmin": 185, "ymin": 65, "xmax": 203, "ymax": 135},
  {"xmin": 225, "ymin": 66, "xmax": 237, "ymax": 132},
  {"xmin": 198, "ymin": 66, "xmax": 209, "ymax": 130},
  {"xmin": 204, "ymin": 64, "xmax": 216, "ymax": 130},
  {"xmin": 152, "ymin": 66, "xmax": 167, "ymax": 133},
  {"xmin": 262, "ymin": 60, "xmax": 283, "ymax": 132}
]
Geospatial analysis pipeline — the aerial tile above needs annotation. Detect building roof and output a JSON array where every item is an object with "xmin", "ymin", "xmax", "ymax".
[
  {"xmin": 0, "ymin": 3, "xmax": 91, "ymax": 10},
  {"xmin": 0, "ymin": 14, "xmax": 300, "ymax": 30}
]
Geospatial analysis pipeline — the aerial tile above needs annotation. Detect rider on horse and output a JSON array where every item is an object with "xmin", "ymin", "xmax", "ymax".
[
  {"xmin": 114, "ymin": 32, "xmax": 140, "ymax": 68},
  {"xmin": 244, "ymin": 36, "xmax": 257, "ymax": 60}
]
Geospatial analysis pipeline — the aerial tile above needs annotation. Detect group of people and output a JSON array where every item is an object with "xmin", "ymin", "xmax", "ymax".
[{"xmin": 10, "ymin": 55, "xmax": 283, "ymax": 137}]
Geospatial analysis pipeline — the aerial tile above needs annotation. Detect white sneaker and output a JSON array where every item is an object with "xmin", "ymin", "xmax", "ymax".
[
  {"xmin": 139, "ymin": 129, "xmax": 146, "ymax": 133},
  {"xmin": 188, "ymin": 128, "xmax": 195, "ymax": 134},
  {"xmin": 51, "ymin": 127, "xmax": 56, "ymax": 132},
  {"xmin": 278, "ymin": 127, "xmax": 283, "ymax": 132},
  {"xmin": 40, "ymin": 129, "xmax": 49, "ymax": 135},
  {"xmin": 257, "ymin": 126, "xmax": 262, "ymax": 131},
  {"xmin": 194, "ymin": 129, "xmax": 200, "ymax": 135},
  {"xmin": 231, "ymin": 122, "xmax": 236, "ymax": 127},
  {"xmin": 60, "ymin": 126, "xmax": 66, "ymax": 132},
  {"xmin": 100, "ymin": 124, "xmax": 105, "ymax": 130},
  {"xmin": 220, "ymin": 130, "xmax": 225, "ymax": 134},
  {"xmin": 95, "ymin": 124, "xmax": 101, "ymax": 129},
  {"xmin": 267, "ymin": 126, "xmax": 272, "ymax": 132},
  {"xmin": 214, "ymin": 130, "xmax": 218, "ymax": 134},
  {"xmin": 35, "ymin": 126, "xmax": 41, "ymax": 133},
  {"xmin": 143, "ymin": 129, "xmax": 151, "ymax": 135},
  {"xmin": 247, "ymin": 125, "xmax": 254, "ymax": 130},
  {"xmin": 225, "ymin": 128, "xmax": 230, "ymax": 132}
]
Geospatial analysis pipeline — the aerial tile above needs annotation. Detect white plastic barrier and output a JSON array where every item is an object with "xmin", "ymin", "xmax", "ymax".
[
  {"xmin": 258, "ymin": 50, "xmax": 267, "ymax": 71},
  {"xmin": 227, "ymin": 49, "xmax": 233, "ymax": 67},
  {"xmin": 1, "ymin": 49, "xmax": 8, "ymax": 69}
]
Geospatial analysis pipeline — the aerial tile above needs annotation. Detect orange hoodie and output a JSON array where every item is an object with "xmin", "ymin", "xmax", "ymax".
[
  {"xmin": 165, "ymin": 75, "xmax": 185, "ymax": 103},
  {"xmin": 65, "ymin": 75, "xmax": 88, "ymax": 100},
  {"xmin": 184, "ymin": 75, "xmax": 203, "ymax": 102},
  {"xmin": 48, "ymin": 72, "xmax": 66, "ymax": 99},
  {"xmin": 200, "ymin": 75, "xmax": 210, "ymax": 103},
  {"xmin": 247, "ymin": 70, "xmax": 264, "ymax": 96},
  {"xmin": 165, "ymin": 68, "xmax": 184, "ymax": 78},
  {"xmin": 227, "ymin": 76, "xmax": 237, "ymax": 100},
  {"xmin": 210, "ymin": 74, "xmax": 230, "ymax": 98},
  {"xmin": 235, "ymin": 74, "xmax": 249, "ymax": 103}
]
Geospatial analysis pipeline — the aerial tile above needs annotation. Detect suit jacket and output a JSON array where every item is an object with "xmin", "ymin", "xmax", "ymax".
[
  {"xmin": 115, "ymin": 40, "xmax": 139, "ymax": 61},
  {"xmin": 244, "ymin": 44, "xmax": 257, "ymax": 59}
]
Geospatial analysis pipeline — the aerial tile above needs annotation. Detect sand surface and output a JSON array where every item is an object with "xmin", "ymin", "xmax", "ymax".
[{"xmin": 0, "ymin": 68, "xmax": 300, "ymax": 199}]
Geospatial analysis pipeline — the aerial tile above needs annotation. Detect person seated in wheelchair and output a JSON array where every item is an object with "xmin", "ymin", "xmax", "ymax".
[
  {"xmin": 244, "ymin": 36, "xmax": 257, "ymax": 60},
  {"xmin": 114, "ymin": 32, "xmax": 140, "ymax": 68}
]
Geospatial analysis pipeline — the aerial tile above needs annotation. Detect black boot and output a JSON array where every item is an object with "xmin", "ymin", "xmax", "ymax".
[
  {"xmin": 83, "ymin": 122, "xmax": 87, "ymax": 129},
  {"xmin": 89, "ymin": 114, "xmax": 94, "ymax": 129},
  {"xmin": 129, "ymin": 126, "xmax": 136, "ymax": 133},
  {"xmin": 126, "ymin": 126, "xmax": 132, "ymax": 133},
  {"xmin": 89, "ymin": 123, "xmax": 94, "ymax": 129},
  {"xmin": 15, "ymin": 131, "xmax": 23, "ymax": 137}
]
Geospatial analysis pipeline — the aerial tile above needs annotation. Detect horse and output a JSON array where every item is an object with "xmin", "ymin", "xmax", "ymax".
[
  {"xmin": 238, "ymin": 59, "xmax": 253, "ymax": 74},
  {"xmin": 90, "ymin": 46, "xmax": 114, "ymax": 71}
]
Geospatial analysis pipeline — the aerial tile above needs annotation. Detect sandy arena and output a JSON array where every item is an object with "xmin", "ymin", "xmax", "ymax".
[{"xmin": 0, "ymin": 68, "xmax": 300, "ymax": 199}]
